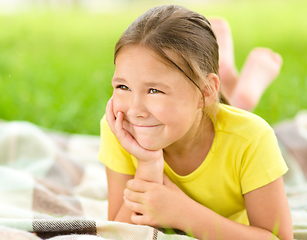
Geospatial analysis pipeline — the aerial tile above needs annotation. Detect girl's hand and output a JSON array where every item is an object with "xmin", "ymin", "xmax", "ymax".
[
  {"xmin": 106, "ymin": 97, "xmax": 163, "ymax": 164},
  {"xmin": 123, "ymin": 174, "xmax": 190, "ymax": 229}
]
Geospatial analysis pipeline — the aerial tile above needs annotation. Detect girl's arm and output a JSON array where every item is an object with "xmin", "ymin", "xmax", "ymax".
[
  {"xmin": 244, "ymin": 176, "xmax": 293, "ymax": 239},
  {"xmin": 125, "ymin": 176, "xmax": 293, "ymax": 240},
  {"xmin": 106, "ymin": 167, "xmax": 134, "ymax": 222},
  {"xmin": 105, "ymin": 98, "xmax": 164, "ymax": 222},
  {"xmin": 180, "ymin": 177, "xmax": 293, "ymax": 240},
  {"xmin": 106, "ymin": 162, "xmax": 164, "ymax": 223}
]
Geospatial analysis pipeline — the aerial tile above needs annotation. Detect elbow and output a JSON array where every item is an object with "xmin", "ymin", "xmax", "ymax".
[{"xmin": 274, "ymin": 231, "xmax": 294, "ymax": 240}]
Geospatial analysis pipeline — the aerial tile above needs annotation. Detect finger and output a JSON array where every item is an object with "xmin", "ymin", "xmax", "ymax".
[
  {"xmin": 124, "ymin": 188, "xmax": 144, "ymax": 202},
  {"xmin": 114, "ymin": 111, "xmax": 124, "ymax": 133},
  {"xmin": 124, "ymin": 196, "xmax": 144, "ymax": 214},
  {"xmin": 131, "ymin": 211, "xmax": 145, "ymax": 225},
  {"xmin": 131, "ymin": 212, "xmax": 159, "ymax": 227},
  {"xmin": 106, "ymin": 97, "xmax": 116, "ymax": 132},
  {"xmin": 126, "ymin": 179, "xmax": 149, "ymax": 192},
  {"xmin": 114, "ymin": 111, "xmax": 129, "ymax": 142},
  {"xmin": 106, "ymin": 101, "xmax": 133, "ymax": 145},
  {"xmin": 163, "ymin": 174, "xmax": 173, "ymax": 186},
  {"xmin": 163, "ymin": 174, "xmax": 179, "ymax": 191}
]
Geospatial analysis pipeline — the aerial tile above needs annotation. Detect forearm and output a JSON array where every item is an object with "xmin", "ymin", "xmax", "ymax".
[
  {"xmin": 176, "ymin": 200, "xmax": 280, "ymax": 240},
  {"xmin": 134, "ymin": 158, "xmax": 164, "ymax": 184},
  {"xmin": 113, "ymin": 202, "xmax": 134, "ymax": 223},
  {"xmin": 113, "ymin": 159, "xmax": 164, "ymax": 222}
]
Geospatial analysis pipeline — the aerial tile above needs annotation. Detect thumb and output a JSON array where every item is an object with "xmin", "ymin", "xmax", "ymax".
[{"xmin": 163, "ymin": 174, "xmax": 174, "ymax": 186}]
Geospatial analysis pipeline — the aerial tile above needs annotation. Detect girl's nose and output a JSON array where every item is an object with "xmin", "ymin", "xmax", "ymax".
[{"xmin": 126, "ymin": 97, "xmax": 150, "ymax": 118}]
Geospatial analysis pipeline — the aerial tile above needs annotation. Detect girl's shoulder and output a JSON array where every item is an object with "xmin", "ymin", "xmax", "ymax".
[{"xmin": 215, "ymin": 104, "xmax": 273, "ymax": 140}]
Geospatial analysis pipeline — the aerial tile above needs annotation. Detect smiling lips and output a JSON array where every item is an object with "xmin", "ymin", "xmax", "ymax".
[
  {"xmin": 123, "ymin": 119, "xmax": 161, "ymax": 130},
  {"xmin": 132, "ymin": 124, "xmax": 160, "ymax": 128}
]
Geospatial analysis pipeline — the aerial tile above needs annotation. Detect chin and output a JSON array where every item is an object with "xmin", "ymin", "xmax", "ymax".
[
  {"xmin": 138, "ymin": 142, "xmax": 158, "ymax": 151},
  {"xmin": 137, "ymin": 139, "xmax": 163, "ymax": 151}
]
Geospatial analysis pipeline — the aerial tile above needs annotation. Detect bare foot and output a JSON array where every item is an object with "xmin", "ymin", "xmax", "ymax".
[
  {"xmin": 210, "ymin": 18, "xmax": 238, "ymax": 100},
  {"xmin": 230, "ymin": 48, "xmax": 283, "ymax": 111}
]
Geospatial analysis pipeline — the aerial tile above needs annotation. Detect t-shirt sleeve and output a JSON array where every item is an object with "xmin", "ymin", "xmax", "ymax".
[
  {"xmin": 239, "ymin": 129, "xmax": 288, "ymax": 195},
  {"xmin": 98, "ymin": 115, "xmax": 136, "ymax": 175}
]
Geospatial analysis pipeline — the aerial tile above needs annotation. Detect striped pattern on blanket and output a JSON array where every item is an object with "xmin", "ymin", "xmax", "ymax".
[
  {"xmin": 0, "ymin": 121, "xmax": 194, "ymax": 240},
  {"xmin": 1, "ymin": 113, "xmax": 307, "ymax": 239}
]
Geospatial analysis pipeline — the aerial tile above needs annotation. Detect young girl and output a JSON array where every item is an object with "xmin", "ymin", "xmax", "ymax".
[{"xmin": 98, "ymin": 5, "xmax": 293, "ymax": 240}]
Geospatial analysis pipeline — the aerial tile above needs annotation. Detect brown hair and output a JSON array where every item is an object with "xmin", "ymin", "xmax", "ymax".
[{"xmin": 114, "ymin": 5, "xmax": 222, "ymax": 118}]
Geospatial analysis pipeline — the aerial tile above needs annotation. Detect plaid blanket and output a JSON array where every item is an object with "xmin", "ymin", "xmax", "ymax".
[
  {"xmin": 1, "ymin": 111, "xmax": 307, "ymax": 239},
  {"xmin": 274, "ymin": 111, "xmax": 307, "ymax": 240},
  {"xmin": 0, "ymin": 121, "xmax": 194, "ymax": 240}
]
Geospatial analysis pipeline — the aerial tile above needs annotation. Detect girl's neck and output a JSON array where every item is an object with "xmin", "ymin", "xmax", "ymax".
[{"xmin": 163, "ymin": 118, "xmax": 215, "ymax": 175}]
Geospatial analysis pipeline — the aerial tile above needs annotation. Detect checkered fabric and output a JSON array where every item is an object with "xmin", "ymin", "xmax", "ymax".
[{"xmin": 1, "ymin": 115, "xmax": 307, "ymax": 239}]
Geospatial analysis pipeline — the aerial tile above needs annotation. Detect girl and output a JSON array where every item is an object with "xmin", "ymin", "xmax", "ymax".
[{"xmin": 99, "ymin": 5, "xmax": 293, "ymax": 240}]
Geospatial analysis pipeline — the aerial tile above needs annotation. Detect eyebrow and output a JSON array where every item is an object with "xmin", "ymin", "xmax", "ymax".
[
  {"xmin": 112, "ymin": 77, "xmax": 126, "ymax": 83},
  {"xmin": 143, "ymin": 82, "xmax": 171, "ymax": 90},
  {"xmin": 112, "ymin": 78, "xmax": 171, "ymax": 90}
]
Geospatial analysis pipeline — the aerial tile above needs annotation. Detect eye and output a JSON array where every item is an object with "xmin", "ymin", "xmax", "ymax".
[
  {"xmin": 149, "ymin": 88, "xmax": 163, "ymax": 94},
  {"xmin": 116, "ymin": 85, "xmax": 130, "ymax": 91}
]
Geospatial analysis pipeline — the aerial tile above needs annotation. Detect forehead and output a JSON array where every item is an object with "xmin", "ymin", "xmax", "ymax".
[
  {"xmin": 113, "ymin": 45, "xmax": 198, "ymax": 91},
  {"xmin": 115, "ymin": 45, "xmax": 187, "ymax": 72},
  {"xmin": 114, "ymin": 46, "xmax": 177, "ymax": 77}
]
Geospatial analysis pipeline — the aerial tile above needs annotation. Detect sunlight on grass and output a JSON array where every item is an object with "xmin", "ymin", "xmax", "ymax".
[{"xmin": 0, "ymin": 0, "xmax": 306, "ymax": 134}]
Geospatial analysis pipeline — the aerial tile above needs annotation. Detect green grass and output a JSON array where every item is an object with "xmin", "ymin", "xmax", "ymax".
[{"xmin": 0, "ymin": 0, "xmax": 306, "ymax": 134}]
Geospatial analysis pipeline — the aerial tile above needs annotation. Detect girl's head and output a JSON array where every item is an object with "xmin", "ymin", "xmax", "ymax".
[
  {"xmin": 111, "ymin": 5, "xmax": 220, "ymax": 150},
  {"xmin": 114, "ymin": 5, "xmax": 220, "ymax": 115}
]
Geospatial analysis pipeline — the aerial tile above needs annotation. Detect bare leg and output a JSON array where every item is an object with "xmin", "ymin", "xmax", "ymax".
[
  {"xmin": 230, "ymin": 48, "xmax": 283, "ymax": 111},
  {"xmin": 210, "ymin": 18, "xmax": 238, "ymax": 101},
  {"xmin": 210, "ymin": 18, "xmax": 283, "ymax": 112}
]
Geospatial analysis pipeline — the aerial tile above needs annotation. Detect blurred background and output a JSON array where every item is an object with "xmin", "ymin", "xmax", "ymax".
[{"xmin": 0, "ymin": 0, "xmax": 306, "ymax": 135}]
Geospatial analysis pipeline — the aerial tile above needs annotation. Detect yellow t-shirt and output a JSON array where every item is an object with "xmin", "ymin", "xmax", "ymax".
[{"xmin": 98, "ymin": 104, "xmax": 288, "ymax": 225}]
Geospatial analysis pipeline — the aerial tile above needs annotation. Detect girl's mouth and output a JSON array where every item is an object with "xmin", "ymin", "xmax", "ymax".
[{"xmin": 132, "ymin": 124, "xmax": 160, "ymax": 128}]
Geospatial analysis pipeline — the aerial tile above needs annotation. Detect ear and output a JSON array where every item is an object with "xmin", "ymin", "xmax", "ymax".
[{"xmin": 198, "ymin": 73, "xmax": 220, "ymax": 107}]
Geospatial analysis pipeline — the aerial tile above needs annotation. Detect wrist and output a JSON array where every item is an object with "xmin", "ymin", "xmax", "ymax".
[
  {"xmin": 135, "ymin": 157, "xmax": 164, "ymax": 184},
  {"xmin": 136, "ymin": 149, "xmax": 164, "ymax": 164},
  {"xmin": 137, "ymin": 155, "xmax": 164, "ymax": 174},
  {"xmin": 137, "ymin": 154, "xmax": 164, "ymax": 166}
]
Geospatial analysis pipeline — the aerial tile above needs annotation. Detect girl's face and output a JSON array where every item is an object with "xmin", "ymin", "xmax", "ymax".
[{"xmin": 112, "ymin": 46, "xmax": 203, "ymax": 151}]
